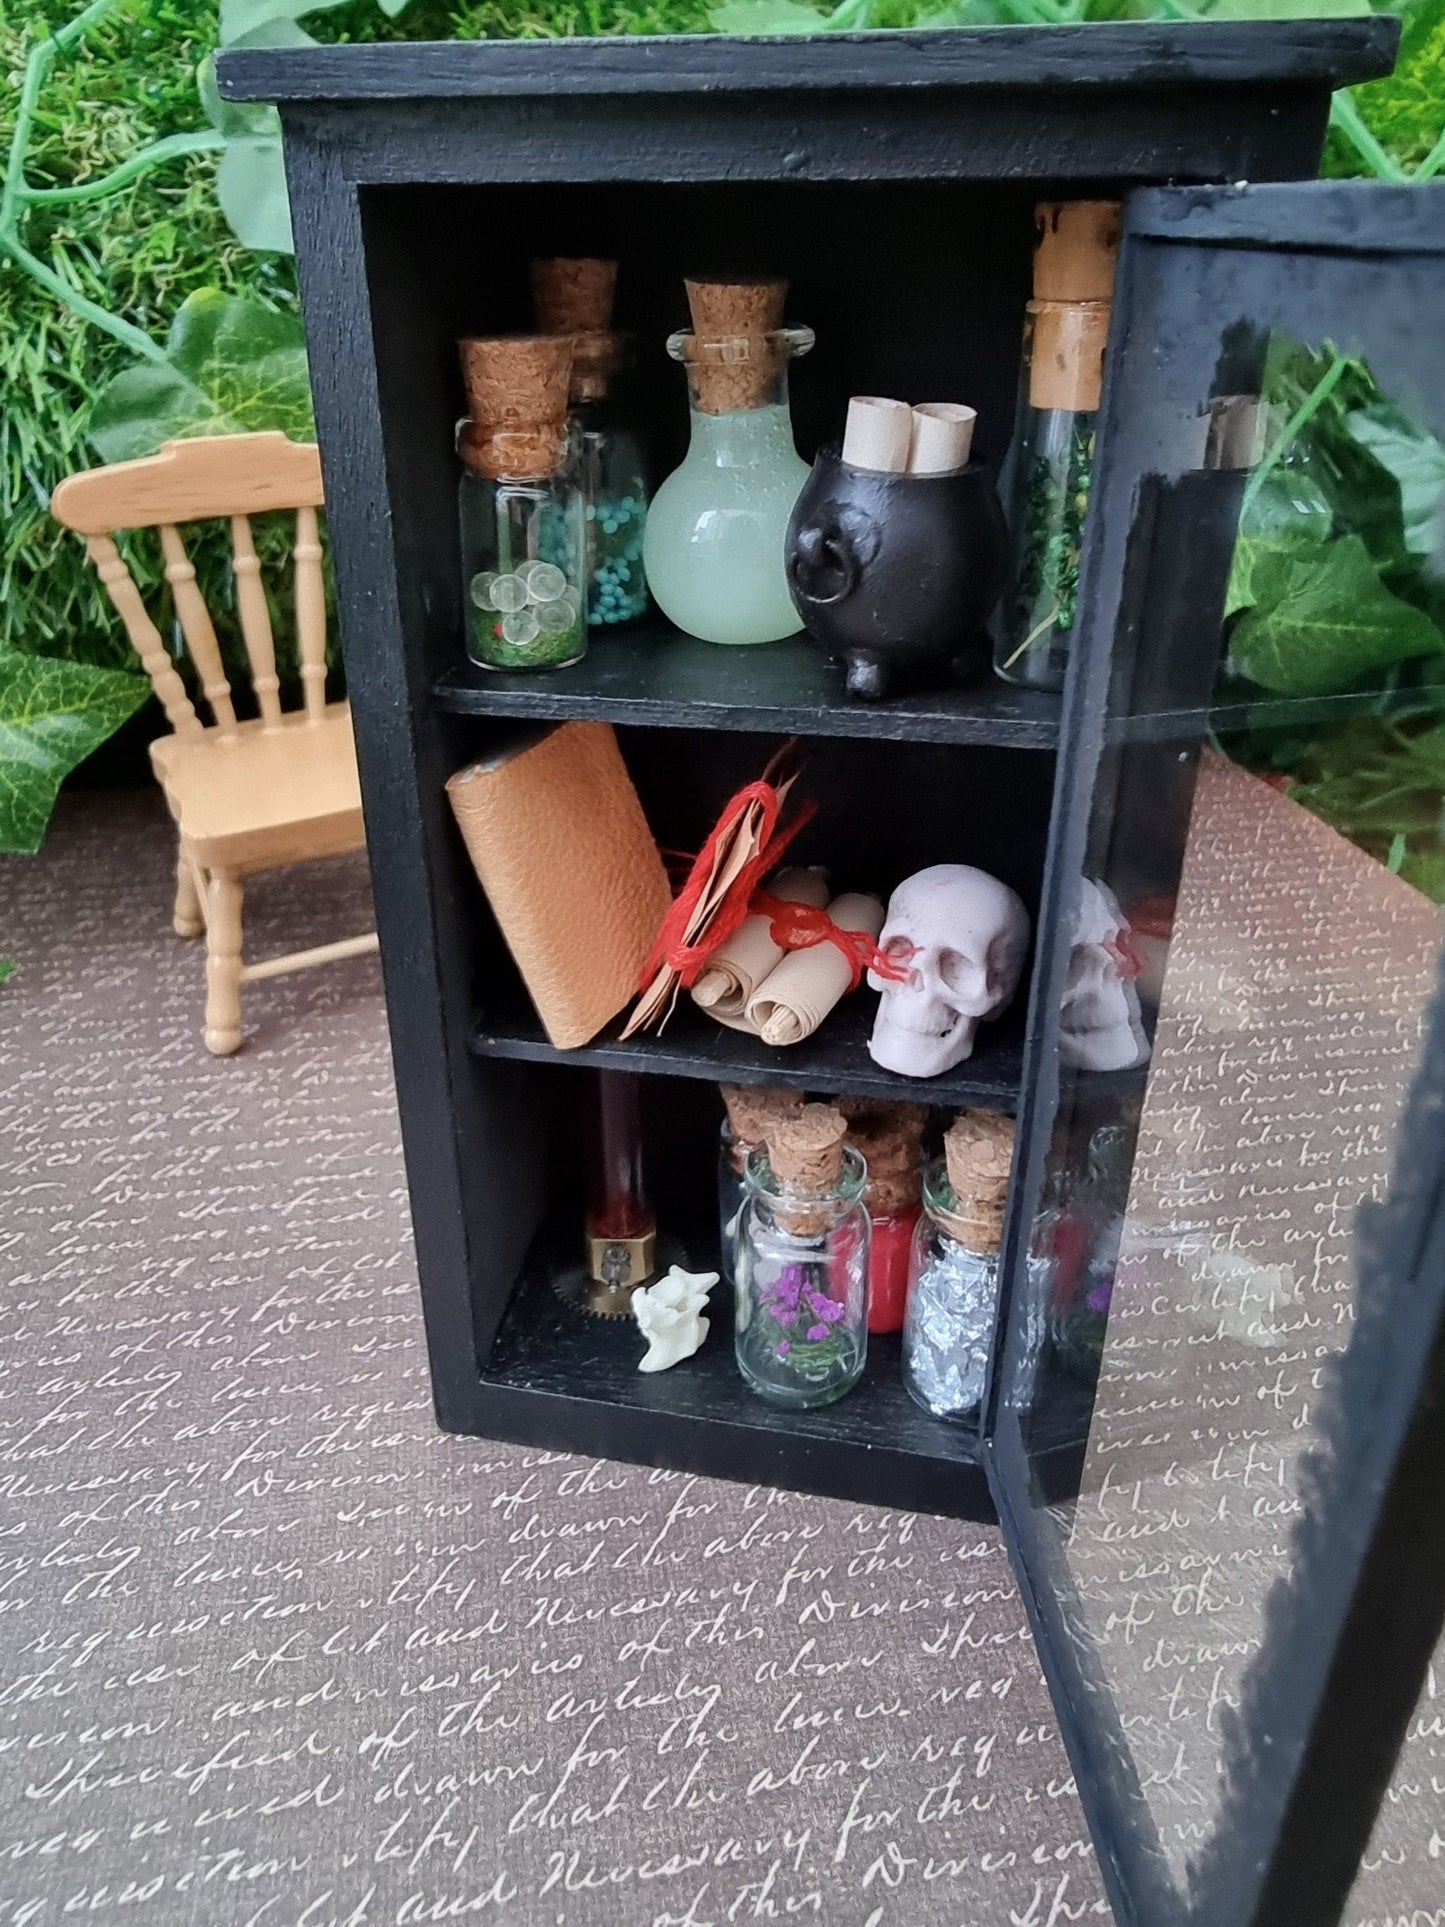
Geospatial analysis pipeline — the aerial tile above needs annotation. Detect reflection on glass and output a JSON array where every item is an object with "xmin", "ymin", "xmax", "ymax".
[
  {"xmin": 1050, "ymin": 754, "xmax": 1440, "ymax": 1887},
  {"xmin": 1059, "ymin": 878, "xmax": 1150, "ymax": 1073},
  {"xmin": 1012, "ymin": 339, "xmax": 1445, "ymax": 1897}
]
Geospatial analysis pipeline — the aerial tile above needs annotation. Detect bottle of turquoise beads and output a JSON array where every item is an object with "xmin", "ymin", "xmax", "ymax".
[{"xmin": 533, "ymin": 258, "xmax": 650, "ymax": 630}]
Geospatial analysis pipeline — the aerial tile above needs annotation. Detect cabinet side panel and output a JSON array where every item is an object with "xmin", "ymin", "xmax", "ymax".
[{"xmin": 282, "ymin": 127, "xmax": 544, "ymax": 1423}]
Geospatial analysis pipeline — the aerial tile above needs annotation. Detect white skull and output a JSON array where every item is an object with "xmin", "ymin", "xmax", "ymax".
[
  {"xmin": 867, "ymin": 865, "xmax": 1030, "ymax": 1078},
  {"xmin": 1059, "ymin": 878, "xmax": 1148, "ymax": 1073}
]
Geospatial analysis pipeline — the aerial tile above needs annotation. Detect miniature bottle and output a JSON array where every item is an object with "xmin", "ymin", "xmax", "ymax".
[
  {"xmin": 717, "ymin": 1084, "xmax": 805, "ymax": 1285},
  {"xmin": 532, "ymin": 258, "xmax": 649, "ymax": 629},
  {"xmin": 839, "ymin": 1099, "xmax": 929, "ymax": 1335},
  {"xmin": 458, "ymin": 333, "xmax": 588, "ymax": 673},
  {"xmin": 585, "ymin": 1071, "xmax": 657, "ymax": 1314},
  {"xmin": 995, "ymin": 203, "xmax": 1120, "ymax": 692},
  {"xmin": 1048, "ymin": 1119, "xmax": 1132, "ymax": 1380},
  {"xmin": 644, "ymin": 276, "xmax": 813, "ymax": 646},
  {"xmin": 903, "ymin": 1111, "xmax": 1015, "ymax": 1422},
  {"xmin": 735, "ymin": 1104, "xmax": 868, "ymax": 1409}
]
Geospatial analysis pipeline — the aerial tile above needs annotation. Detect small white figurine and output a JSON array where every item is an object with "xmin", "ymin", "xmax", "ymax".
[
  {"xmin": 868, "ymin": 865, "xmax": 1030, "ymax": 1077},
  {"xmin": 633, "ymin": 1265, "xmax": 718, "ymax": 1372},
  {"xmin": 1059, "ymin": 878, "xmax": 1149, "ymax": 1073}
]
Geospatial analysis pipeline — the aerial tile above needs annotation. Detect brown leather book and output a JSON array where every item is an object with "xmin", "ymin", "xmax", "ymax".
[{"xmin": 446, "ymin": 722, "xmax": 673, "ymax": 1050}]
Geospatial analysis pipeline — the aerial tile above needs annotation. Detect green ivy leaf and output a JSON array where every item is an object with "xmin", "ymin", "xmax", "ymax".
[
  {"xmin": 0, "ymin": 652, "xmax": 149, "ymax": 856},
  {"xmin": 1400, "ymin": 846, "xmax": 1445, "ymax": 904},
  {"xmin": 219, "ymin": 0, "xmax": 346, "ymax": 43},
  {"xmin": 88, "ymin": 291, "xmax": 314, "ymax": 465},
  {"xmin": 707, "ymin": 0, "xmax": 832, "ymax": 30},
  {"xmin": 1226, "ymin": 474, "xmax": 1334, "ymax": 616},
  {"xmin": 1230, "ymin": 534, "xmax": 1445, "ymax": 696},
  {"xmin": 199, "ymin": 44, "xmax": 298, "ymax": 256},
  {"xmin": 1335, "ymin": 0, "xmax": 1445, "ymax": 175},
  {"xmin": 1204, "ymin": 0, "xmax": 1371, "ymax": 16},
  {"xmin": 1345, "ymin": 404, "xmax": 1445, "ymax": 556},
  {"xmin": 87, "ymin": 364, "xmax": 243, "ymax": 464},
  {"xmin": 0, "ymin": 961, "xmax": 13, "ymax": 988},
  {"xmin": 215, "ymin": 133, "xmax": 294, "ymax": 254}
]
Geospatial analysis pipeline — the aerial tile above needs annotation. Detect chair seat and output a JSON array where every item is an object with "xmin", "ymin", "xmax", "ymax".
[{"xmin": 151, "ymin": 703, "xmax": 365, "ymax": 872}]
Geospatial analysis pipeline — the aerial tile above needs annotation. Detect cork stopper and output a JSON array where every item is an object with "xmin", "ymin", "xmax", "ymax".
[
  {"xmin": 721, "ymin": 1083, "xmax": 804, "ymax": 1169},
  {"xmin": 940, "ymin": 1111, "xmax": 1016, "ymax": 1256},
  {"xmin": 532, "ymin": 257, "xmax": 621, "ymax": 403},
  {"xmin": 838, "ymin": 1097, "xmax": 929, "ymax": 1138},
  {"xmin": 1028, "ymin": 300, "xmax": 1110, "ymax": 415},
  {"xmin": 681, "ymin": 276, "xmax": 787, "ymax": 415},
  {"xmin": 1033, "ymin": 201, "xmax": 1121, "ymax": 304},
  {"xmin": 532, "ymin": 257, "xmax": 616, "ymax": 335},
  {"xmin": 458, "ymin": 334, "xmax": 573, "ymax": 480},
  {"xmin": 767, "ymin": 1102, "xmax": 849, "ymax": 1238},
  {"xmin": 768, "ymin": 1102, "xmax": 847, "ymax": 1193},
  {"xmin": 843, "ymin": 1102, "xmax": 927, "ymax": 1218}
]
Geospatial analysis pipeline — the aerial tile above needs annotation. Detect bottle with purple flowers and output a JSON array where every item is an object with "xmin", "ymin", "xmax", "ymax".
[{"xmin": 734, "ymin": 1104, "xmax": 869, "ymax": 1410}]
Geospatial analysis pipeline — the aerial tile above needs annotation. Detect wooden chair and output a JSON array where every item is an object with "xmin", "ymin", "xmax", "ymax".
[{"xmin": 51, "ymin": 431, "xmax": 378, "ymax": 1055}]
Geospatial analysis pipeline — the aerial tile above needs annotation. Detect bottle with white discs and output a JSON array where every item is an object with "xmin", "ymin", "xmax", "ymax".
[{"xmin": 458, "ymin": 333, "xmax": 589, "ymax": 674}]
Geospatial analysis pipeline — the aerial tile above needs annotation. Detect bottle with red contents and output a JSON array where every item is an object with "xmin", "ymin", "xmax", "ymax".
[
  {"xmin": 839, "ymin": 1099, "xmax": 929, "ymax": 1334},
  {"xmin": 584, "ymin": 1072, "xmax": 656, "ymax": 1313}
]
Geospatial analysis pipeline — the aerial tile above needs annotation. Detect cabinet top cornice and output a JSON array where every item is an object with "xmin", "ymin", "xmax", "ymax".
[{"xmin": 218, "ymin": 19, "xmax": 1395, "ymax": 108}]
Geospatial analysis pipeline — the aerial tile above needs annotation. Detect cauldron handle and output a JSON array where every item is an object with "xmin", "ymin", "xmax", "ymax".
[{"xmin": 787, "ymin": 522, "xmax": 860, "ymax": 608}]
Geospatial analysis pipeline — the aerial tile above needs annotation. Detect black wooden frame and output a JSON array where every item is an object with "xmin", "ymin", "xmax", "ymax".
[{"xmin": 985, "ymin": 181, "xmax": 1445, "ymax": 1927}]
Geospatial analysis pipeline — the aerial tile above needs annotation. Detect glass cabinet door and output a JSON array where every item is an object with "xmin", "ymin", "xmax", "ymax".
[{"xmin": 987, "ymin": 184, "xmax": 1445, "ymax": 1927}]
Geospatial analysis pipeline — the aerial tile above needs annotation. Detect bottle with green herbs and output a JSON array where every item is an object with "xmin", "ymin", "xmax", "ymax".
[{"xmin": 996, "ymin": 203, "xmax": 1118, "ymax": 693}]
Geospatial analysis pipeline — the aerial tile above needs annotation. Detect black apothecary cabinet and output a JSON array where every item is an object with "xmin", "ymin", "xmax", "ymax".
[{"xmin": 223, "ymin": 26, "xmax": 1445, "ymax": 1927}]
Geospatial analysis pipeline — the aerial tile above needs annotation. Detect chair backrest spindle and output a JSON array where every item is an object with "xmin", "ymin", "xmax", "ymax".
[
  {"xmin": 231, "ymin": 514, "xmax": 283, "ymax": 730},
  {"xmin": 294, "ymin": 505, "xmax": 327, "ymax": 725},
  {"xmin": 51, "ymin": 432, "xmax": 328, "ymax": 744},
  {"xmin": 85, "ymin": 534, "xmax": 203, "ymax": 738},
  {"xmin": 159, "ymin": 523, "xmax": 238, "ymax": 736}
]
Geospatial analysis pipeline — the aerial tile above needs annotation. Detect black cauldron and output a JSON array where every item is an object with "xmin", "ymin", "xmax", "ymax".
[{"xmin": 785, "ymin": 445, "xmax": 1008, "ymax": 701}]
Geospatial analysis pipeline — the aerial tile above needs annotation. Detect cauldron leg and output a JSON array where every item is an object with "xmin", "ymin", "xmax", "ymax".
[
  {"xmin": 949, "ymin": 635, "xmax": 992, "ymax": 686},
  {"xmin": 845, "ymin": 651, "xmax": 889, "ymax": 702}
]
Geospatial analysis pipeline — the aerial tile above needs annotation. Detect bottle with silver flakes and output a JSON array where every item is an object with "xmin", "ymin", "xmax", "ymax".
[
  {"xmin": 458, "ymin": 333, "xmax": 589, "ymax": 673},
  {"xmin": 902, "ymin": 1111, "xmax": 1015, "ymax": 1422}
]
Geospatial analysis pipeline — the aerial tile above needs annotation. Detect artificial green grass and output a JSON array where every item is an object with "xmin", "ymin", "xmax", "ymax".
[{"xmin": 0, "ymin": 0, "xmax": 725, "ymax": 671}]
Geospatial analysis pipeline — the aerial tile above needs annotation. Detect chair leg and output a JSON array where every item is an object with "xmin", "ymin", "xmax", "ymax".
[
  {"xmin": 204, "ymin": 871, "xmax": 245, "ymax": 1056},
  {"xmin": 173, "ymin": 845, "xmax": 204, "ymax": 938}
]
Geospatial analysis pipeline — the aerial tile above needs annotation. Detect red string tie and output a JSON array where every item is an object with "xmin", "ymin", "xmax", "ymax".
[
  {"xmin": 1103, "ymin": 930, "xmax": 1144, "ymax": 981},
  {"xmin": 752, "ymin": 893, "xmax": 914, "ymax": 994},
  {"xmin": 639, "ymin": 782, "xmax": 819, "ymax": 991}
]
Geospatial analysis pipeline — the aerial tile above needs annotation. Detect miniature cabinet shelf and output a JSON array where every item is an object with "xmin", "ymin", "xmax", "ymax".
[
  {"xmin": 220, "ymin": 20, "xmax": 1394, "ymax": 1522},
  {"xmin": 433, "ymin": 625, "xmax": 1064, "ymax": 747}
]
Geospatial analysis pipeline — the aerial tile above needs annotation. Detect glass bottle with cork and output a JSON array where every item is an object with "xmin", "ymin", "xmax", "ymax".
[
  {"xmin": 1048, "ymin": 1118, "xmax": 1133, "ymax": 1380},
  {"xmin": 458, "ymin": 333, "xmax": 589, "ymax": 673},
  {"xmin": 734, "ymin": 1103, "xmax": 869, "ymax": 1409},
  {"xmin": 903, "ymin": 1111, "xmax": 1015, "ymax": 1422},
  {"xmin": 840, "ymin": 1098, "xmax": 929, "ymax": 1335},
  {"xmin": 717, "ymin": 1083, "xmax": 805, "ymax": 1286},
  {"xmin": 995, "ymin": 202, "xmax": 1120, "ymax": 692},
  {"xmin": 644, "ymin": 276, "xmax": 814, "ymax": 647},
  {"xmin": 531, "ymin": 257, "xmax": 649, "ymax": 630}
]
